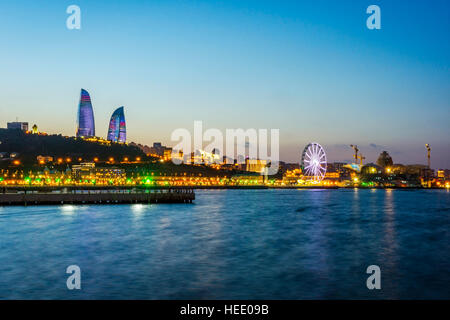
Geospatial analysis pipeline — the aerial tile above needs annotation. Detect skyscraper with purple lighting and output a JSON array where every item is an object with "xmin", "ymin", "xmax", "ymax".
[
  {"xmin": 76, "ymin": 89, "xmax": 95, "ymax": 138},
  {"xmin": 107, "ymin": 106, "xmax": 126, "ymax": 143}
]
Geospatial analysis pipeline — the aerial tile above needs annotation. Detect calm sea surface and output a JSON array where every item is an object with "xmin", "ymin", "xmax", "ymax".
[{"xmin": 0, "ymin": 189, "xmax": 449, "ymax": 299}]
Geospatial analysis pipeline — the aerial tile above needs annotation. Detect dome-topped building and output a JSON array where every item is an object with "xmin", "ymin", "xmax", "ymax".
[{"xmin": 376, "ymin": 151, "xmax": 393, "ymax": 168}]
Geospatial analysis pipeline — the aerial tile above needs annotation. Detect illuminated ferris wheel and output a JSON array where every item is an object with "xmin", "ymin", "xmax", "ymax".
[{"xmin": 301, "ymin": 142, "xmax": 327, "ymax": 182}]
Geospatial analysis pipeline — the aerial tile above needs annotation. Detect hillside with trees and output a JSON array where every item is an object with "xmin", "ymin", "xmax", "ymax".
[{"xmin": 0, "ymin": 129, "xmax": 146, "ymax": 165}]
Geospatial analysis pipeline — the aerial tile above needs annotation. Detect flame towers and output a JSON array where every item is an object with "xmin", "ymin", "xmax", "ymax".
[
  {"xmin": 76, "ymin": 89, "xmax": 95, "ymax": 137},
  {"xmin": 74, "ymin": 88, "xmax": 126, "ymax": 143},
  {"xmin": 107, "ymin": 107, "xmax": 126, "ymax": 143}
]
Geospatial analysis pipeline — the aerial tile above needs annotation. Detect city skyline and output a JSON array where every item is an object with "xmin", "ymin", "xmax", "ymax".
[
  {"xmin": 0, "ymin": 1, "xmax": 449, "ymax": 168},
  {"xmin": 2, "ymin": 85, "xmax": 448, "ymax": 170}
]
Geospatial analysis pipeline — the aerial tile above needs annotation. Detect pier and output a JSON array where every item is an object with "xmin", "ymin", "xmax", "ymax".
[{"xmin": 0, "ymin": 187, "xmax": 195, "ymax": 206}]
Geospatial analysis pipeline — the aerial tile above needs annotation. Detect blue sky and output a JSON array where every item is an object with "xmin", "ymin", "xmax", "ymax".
[{"xmin": 0, "ymin": 0, "xmax": 449, "ymax": 168}]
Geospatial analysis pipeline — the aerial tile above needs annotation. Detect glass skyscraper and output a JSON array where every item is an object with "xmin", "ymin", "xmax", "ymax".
[
  {"xmin": 107, "ymin": 106, "xmax": 126, "ymax": 143},
  {"xmin": 76, "ymin": 89, "xmax": 95, "ymax": 137}
]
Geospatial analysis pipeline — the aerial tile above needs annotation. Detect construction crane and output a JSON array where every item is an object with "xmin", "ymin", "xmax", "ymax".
[
  {"xmin": 425, "ymin": 144, "xmax": 431, "ymax": 168},
  {"xmin": 350, "ymin": 145, "xmax": 359, "ymax": 162},
  {"xmin": 350, "ymin": 145, "xmax": 365, "ymax": 166},
  {"xmin": 359, "ymin": 154, "xmax": 366, "ymax": 166}
]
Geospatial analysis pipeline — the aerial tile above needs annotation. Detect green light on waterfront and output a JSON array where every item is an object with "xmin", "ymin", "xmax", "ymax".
[{"xmin": 143, "ymin": 177, "xmax": 153, "ymax": 185}]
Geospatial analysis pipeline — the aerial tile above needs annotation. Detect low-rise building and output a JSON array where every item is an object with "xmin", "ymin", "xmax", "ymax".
[
  {"xmin": 72, "ymin": 163, "xmax": 126, "ymax": 184},
  {"xmin": 437, "ymin": 169, "xmax": 450, "ymax": 179},
  {"xmin": 37, "ymin": 155, "xmax": 54, "ymax": 164},
  {"xmin": 7, "ymin": 122, "xmax": 28, "ymax": 131},
  {"xmin": 245, "ymin": 159, "xmax": 268, "ymax": 174},
  {"xmin": 148, "ymin": 142, "xmax": 173, "ymax": 160}
]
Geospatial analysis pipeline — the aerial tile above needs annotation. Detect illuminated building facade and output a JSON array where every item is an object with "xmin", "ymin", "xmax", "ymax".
[
  {"xmin": 148, "ymin": 142, "xmax": 172, "ymax": 158},
  {"xmin": 76, "ymin": 89, "xmax": 95, "ymax": 137},
  {"xmin": 437, "ymin": 170, "xmax": 450, "ymax": 179},
  {"xmin": 325, "ymin": 171, "xmax": 340, "ymax": 179},
  {"xmin": 72, "ymin": 162, "xmax": 126, "ymax": 183},
  {"xmin": 71, "ymin": 162, "xmax": 96, "ymax": 180},
  {"xmin": 37, "ymin": 155, "xmax": 54, "ymax": 164},
  {"xmin": 107, "ymin": 107, "xmax": 126, "ymax": 143},
  {"xmin": 245, "ymin": 159, "xmax": 268, "ymax": 174}
]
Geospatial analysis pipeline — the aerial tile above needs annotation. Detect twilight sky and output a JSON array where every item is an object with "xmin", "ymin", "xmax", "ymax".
[{"xmin": 0, "ymin": 0, "xmax": 449, "ymax": 168}]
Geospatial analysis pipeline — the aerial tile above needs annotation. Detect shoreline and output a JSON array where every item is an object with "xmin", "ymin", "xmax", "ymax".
[{"xmin": 1, "ymin": 185, "xmax": 445, "ymax": 192}]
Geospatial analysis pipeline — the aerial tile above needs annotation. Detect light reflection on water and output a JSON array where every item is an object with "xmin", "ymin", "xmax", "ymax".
[
  {"xmin": 60, "ymin": 205, "xmax": 76, "ymax": 215},
  {"xmin": 130, "ymin": 204, "xmax": 145, "ymax": 220},
  {"xmin": 0, "ymin": 189, "xmax": 449, "ymax": 300}
]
